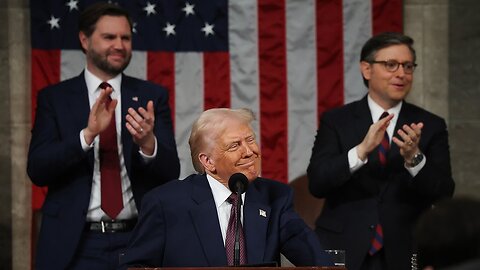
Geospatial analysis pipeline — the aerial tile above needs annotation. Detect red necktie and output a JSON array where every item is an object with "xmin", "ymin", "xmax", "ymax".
[
  {"xmin": 369, "ymin": 112, "xmax": 389, "ymax": 255},
  {"xmin": 225, "ymin": 193, "xmax": 247, "ymax": 266},
  {"xmin": 99, "ymin": 82, "xmax": 123, "ymax": 219}
]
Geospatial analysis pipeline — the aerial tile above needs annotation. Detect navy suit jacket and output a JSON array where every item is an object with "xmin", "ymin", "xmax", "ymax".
[
  {"xmin": 27, "ymin": 72, "xmax": 180, "ymax": 270},
  {"xmin": 119, "ymin": 174, "xmax": 333, "ymax": 269},
  {"xmin": 307, "ymin": 96, "xmax": 455, "ymax": 270}
]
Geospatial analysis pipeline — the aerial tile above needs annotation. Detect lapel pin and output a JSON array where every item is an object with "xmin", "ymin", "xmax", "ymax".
[
  {"xmin": 132, "ymin": 96, "xmax": 139, "ymax": 101},
  {"xmin": 259, "ymin": 209, "xmax": 267, "ymax": 217}
]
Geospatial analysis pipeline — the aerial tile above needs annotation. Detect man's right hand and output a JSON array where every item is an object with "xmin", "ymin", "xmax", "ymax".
[
  {"xmin": 83, "ymin": 87, "xmax": 118, "ymax": 145},
  {"xmin": 356, "ymin": 113, "xmax": 394, "ymax": 161}
]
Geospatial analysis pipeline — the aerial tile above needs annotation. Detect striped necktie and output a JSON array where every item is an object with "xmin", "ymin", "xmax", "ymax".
[
  {"xmin": 369, "ymin": 111, "xmax": 389, "ymax": 255},
  {"xmin": 378, "ymin": 111, "xmax": 390, "ymax": 166}
]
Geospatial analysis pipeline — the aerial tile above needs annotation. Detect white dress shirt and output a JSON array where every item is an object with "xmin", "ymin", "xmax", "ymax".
[{"xmin": 79, "ymin": 68, "xmax": 157, "ymax": 221}]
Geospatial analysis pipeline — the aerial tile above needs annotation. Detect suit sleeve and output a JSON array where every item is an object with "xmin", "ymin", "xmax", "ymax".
[
  {"xmin": 119, "ymin": 192, "xmax": 166, "ymax": 269},
  {"xmin": 27, "ymin": 88, "xmax": 90, "ymax": 187},
  {"xmin": 279, "ymin": 187, "xmax": 334, "ymax": 266},
  {"xmin": 307, "ymin": 112, "xmax": 354, "ymax": 198},
  {"xmin": 408, "ymin": 118, "xmax": 454, "ymax": 201}
]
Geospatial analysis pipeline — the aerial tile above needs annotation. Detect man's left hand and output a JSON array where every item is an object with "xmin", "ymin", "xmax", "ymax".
[
  {"xmin": 126, "ymin": 100, "xmax": 155, "ymax": 155},
  {"xmin": 392, "ymin": 122, "xmax": 423, "ymax": 163}
]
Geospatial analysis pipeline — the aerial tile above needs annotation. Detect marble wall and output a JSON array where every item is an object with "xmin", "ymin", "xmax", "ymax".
[
  {"xmin": 448, "ymin": 0, "xmax": 480, "ymax": 196},
  {"xmin": 1, "ymin": 0, "xmax": 479, "ymax": 269},
  {"xmin": 1, "ymin": 0, "xmax": 31, "ymax": 269}
]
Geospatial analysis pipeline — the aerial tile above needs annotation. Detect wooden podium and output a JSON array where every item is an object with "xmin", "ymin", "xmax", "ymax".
[{"xmin": 129, "ymin": 267, "xmax": 346, "ymax": 270}]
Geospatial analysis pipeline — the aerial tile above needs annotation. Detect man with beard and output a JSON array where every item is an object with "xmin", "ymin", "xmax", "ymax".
[{"xmin": 27, "ymin": 3, "xmax": 180, "ymax": 270}]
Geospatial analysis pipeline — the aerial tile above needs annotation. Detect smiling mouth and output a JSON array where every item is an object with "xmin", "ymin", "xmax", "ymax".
[{"xmin": 237, "ymin": 160, "xmax": 255, "ymax": 168}]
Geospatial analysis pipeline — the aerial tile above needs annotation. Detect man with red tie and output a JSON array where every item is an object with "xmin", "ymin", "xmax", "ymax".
[
  {"xmin": 307, "ymin": 32, "xmax": 455, "ymax": 270},
  {"xmin": 119, "ymin": 108, "xmax": 333, "ymax": 269},
  {"xmin": 27, "ymin": 3, "xmax": 180, "ymax": 270}
]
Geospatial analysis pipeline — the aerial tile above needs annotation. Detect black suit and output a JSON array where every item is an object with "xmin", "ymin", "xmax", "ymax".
[
  {"xmin": 119, "ymin": 174, "xmax": 333, "ymax": 269},
  {"xmin": 27, "ymin": 72, "xmax": 180, "ymax": 270},
  {"xmin": 307, "ymin": 96, "xmax": 454, "ymax": 270}
]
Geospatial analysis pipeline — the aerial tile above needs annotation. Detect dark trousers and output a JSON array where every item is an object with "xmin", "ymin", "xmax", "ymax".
[{"xmin": 68, "ymin": 231, "xmax": 132, "ymax": 270}]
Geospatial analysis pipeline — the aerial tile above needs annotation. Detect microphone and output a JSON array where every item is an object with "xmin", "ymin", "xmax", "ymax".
[
  {"xmin": 228, "ymin": 173, "xmax": 249, "ymax": 266},
  {"xmin": 228, "ymin": 172, "xmax": 249, "ymax": 195}
]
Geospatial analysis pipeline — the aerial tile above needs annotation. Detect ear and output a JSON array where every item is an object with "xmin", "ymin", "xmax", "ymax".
[
  {"xmin": 199, "ymin": 153, "xmax": 215, "ymax": 173},
  {"xmin": 360, "ymin": 61, "xmax": 372, "ymax": 81},
  {"xmin": 79, "ymin": 32, "xmax": 89, "ymax": 52}
]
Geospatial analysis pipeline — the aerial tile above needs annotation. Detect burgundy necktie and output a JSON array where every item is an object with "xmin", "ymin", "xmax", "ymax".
[
  {"xmin": 99, "ymin": 82, "xmax": 123, "ymax": 219},
  {"xmin": 225, "ymin": 193, "xmax": 247, "ymax": 266},
  {"xmin": 369, "ymin": 112, "xmax": 389, "ymax": 255}
]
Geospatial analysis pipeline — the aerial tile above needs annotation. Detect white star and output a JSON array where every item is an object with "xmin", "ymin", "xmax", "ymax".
[
  {"xmin": 201, "ymin": 22, "xmax": 214, "ymax": 36},
  {"xmin": 182, "ymin": 2, "xmax": 195, "ymax": 16},
  {"xmin": 47, "ymin": 15, "xmax": 60, "ymax": 29},
  {"xmin": 65, "ymin": 0, "xmax": 78, "ymax": 11},
  {"xmin": 143, "ymin": 2, "xmax": 157, "ymax": 16},
  {"xmin": 163, "ymin": 22, "xmax": 176, "ymax": 36}
]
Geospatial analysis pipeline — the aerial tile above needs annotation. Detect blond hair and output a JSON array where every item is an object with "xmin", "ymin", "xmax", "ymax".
[{"xmin": 188, "ymin": 108, "xmax": 255, "ymax": 173}]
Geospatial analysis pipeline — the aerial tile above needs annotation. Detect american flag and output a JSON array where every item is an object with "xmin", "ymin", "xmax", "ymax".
[{"xmin": 30, "ymin": 0, "xmax": 402, "ymax": 209}]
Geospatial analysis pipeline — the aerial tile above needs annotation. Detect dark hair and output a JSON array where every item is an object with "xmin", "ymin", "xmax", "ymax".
[
  {"xmin": 415, "ymin": 197, "xmax": 480, "ymax": 269},
  {"xmin": 79, "ymin": 2, "xmax": 132, "ymax": 37},
  {"xmin": 360, "ymin": 32, "xmax": 416, "ymax": 87}
]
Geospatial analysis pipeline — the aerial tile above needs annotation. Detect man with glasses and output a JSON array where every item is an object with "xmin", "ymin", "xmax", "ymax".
[{"xmin": 307, "ymin": 32, "xmax": 454, "ymax": 270}]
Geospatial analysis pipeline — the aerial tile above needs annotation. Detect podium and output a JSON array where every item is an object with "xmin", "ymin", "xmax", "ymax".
[{"xmin": 129, "ymin": 267, "xmax": 346, "ymax": 270}]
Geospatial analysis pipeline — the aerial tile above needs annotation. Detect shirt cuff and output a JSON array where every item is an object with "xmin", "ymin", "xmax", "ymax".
[
  {"xmin": 80, "ymin": 129, "xmax": 94, "ymax": 152},
  {"xmin": 139, "ymin": 136, "xmax": 158, "ymax": 162},
  {"xmin": 348, "ymin": 146, "xmax": 368, "ymax": 173},
  {"xmin": 405, "ymin": 155, "xmax": 427, "ymax": 177}
]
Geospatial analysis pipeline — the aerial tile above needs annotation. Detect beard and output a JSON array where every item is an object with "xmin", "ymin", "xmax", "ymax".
[{"xmin": 87, "ymin": 47, "xmax": 131, "ymax": 77}]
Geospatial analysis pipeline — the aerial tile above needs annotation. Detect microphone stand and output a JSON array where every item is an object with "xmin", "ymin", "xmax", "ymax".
[{"xmin": 233, "ymin": 189, "xmax": 243, "ymax": 266}]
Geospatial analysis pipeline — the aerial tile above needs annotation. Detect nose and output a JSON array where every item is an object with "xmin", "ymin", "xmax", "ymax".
[
  {"xmin": 242, "ymin": 143, "xmax": 254, "ymax": 157},
  {"xmin": 113, "ymin": 37, "xmax": 125, "ymax": 49},
  {"xmin": 395, "ymin": 64, "xmax": 406, "ymax": 77}
]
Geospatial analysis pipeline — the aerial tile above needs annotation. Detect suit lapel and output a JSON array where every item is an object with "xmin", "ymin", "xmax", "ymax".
[
  {"xmin": 189, "ymin": 175, "xmax": 228, "ymax": 266},
  {"xmin": 120, "ymin": 75, "xmax": 142, "ymax": 174},
  {"xmin": 244, "ymin": 180, "xmax": 271, "ymax": 264},
  {"xmin": 388, "ymin": 101, "xmax": 415, "ymax": 163}
]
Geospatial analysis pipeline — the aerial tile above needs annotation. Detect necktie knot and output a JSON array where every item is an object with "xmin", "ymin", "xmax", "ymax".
[
  {"xmin": 227, "ymin": 193, "xmax": 240, "ymax": 206},
  {"xmin": 379, "ymin": 111, "xmax": 389, "ymax": 120},
  {"xmin": 99, "ymin": 82, "xmax": 112, "ymax": 90}
]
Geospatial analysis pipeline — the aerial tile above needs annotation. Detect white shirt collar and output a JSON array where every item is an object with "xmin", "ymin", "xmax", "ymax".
[
  {"xmin": 84, "ymin": 68, "xmax": 123, "ymax": 97},
  {"xmin": 206, "ymin": 173, "xmax": 246, "ymax": 208}
]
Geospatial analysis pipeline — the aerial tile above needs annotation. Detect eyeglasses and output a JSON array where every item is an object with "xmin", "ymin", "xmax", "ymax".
[{"xmin": 369, "ymin": 60, "xmax": 417, "ymax": 74}]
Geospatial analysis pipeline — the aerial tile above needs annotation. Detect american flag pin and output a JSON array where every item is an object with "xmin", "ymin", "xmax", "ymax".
[
  {"xmin": 132, "ymin": 96, "xmax": 139, "ymax": 101},
  {"xmin": 259, "ymin": 209, "xmax": 267, "ymax": 217}
]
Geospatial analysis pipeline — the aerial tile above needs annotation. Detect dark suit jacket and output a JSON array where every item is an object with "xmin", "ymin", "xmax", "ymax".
[
  {"xmin": 307, "ymin": 96, "xmax": 455, "ymax": 270},
  {"xmin": 118, "ymin": 174, "xmax": 333, "ymax": 269},
  {"xmin": 27, "ymin": 72, "xmax": 180, "ymax": 270}
]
